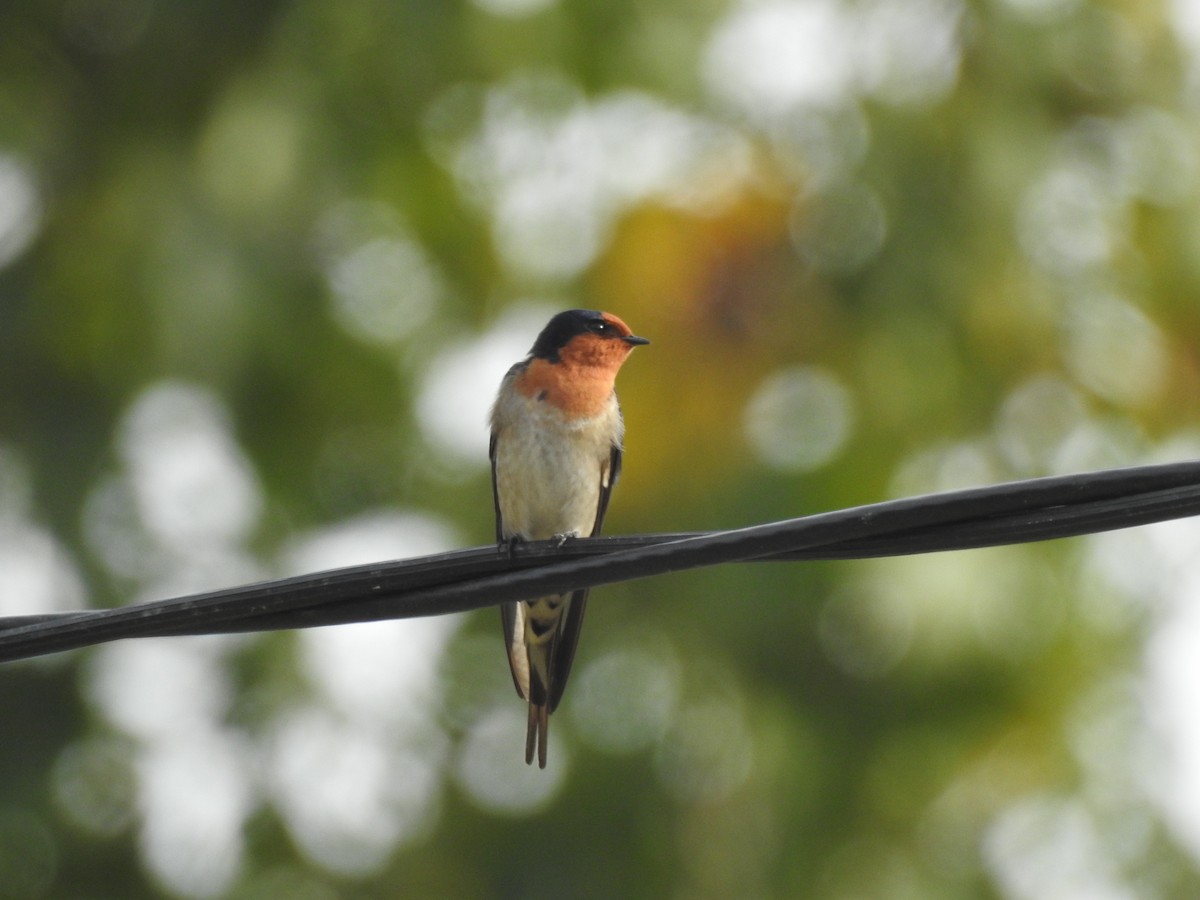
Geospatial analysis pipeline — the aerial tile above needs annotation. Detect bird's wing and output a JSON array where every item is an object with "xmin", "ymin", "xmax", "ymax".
[
  {"xmin": 547, "ymin": 440, "xmax": 622, "ymax": 712},
  {"xmin": 592, "ymin": 440, "xmax": 621, "ymax": 535},
  {"xmin": 489, "ymin": 429, "xmax": 503, "ymax": 544},
  {"xmin": 493, "ymin": 427, "xmax": 531, "ymax": 700}
]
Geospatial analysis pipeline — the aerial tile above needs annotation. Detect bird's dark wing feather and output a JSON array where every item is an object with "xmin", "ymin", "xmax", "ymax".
[
  {"xmin": 489, "ymin": 430, "xmax": 503, "ymax": 544},
  {"xmin": 547, "ymin": 590, "xmax": 587, "ymax": 712},
  {"xmin": 493, "ymin": 428, "xmax": 528, "ymax": 700},
  {"xmin": 547, "ymin": 440, "xmax": 622, "ymax": 712},
  {"xmin": 592, "ymin": 441, "xmax": 621, "ymax": 535}
]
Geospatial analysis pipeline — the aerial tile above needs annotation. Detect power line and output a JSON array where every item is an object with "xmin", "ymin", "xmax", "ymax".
[{"xmin": 1, "ymin": 460, "xmax": 1197, "ymax": 663}]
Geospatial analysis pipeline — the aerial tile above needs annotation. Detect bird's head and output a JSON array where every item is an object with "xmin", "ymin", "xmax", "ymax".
[{"xmin": 529, "ymin": 309, "xmax": 650, "ymax": 370}]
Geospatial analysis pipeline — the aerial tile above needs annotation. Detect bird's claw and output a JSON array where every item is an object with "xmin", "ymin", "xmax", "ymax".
[{"xmin": 550, "ymin": 531, "xmax": 579, "ymax": 549}]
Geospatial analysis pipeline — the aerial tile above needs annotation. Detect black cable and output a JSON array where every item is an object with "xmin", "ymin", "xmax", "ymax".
[{"xmin": 0, "ymin": 460, "xmax": 1197, "ymax": 663}]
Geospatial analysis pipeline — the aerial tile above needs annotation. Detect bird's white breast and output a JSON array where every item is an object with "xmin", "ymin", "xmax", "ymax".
[{"xmin": 492, "ymin": 382, "xmax": 622, "ymax": 541}]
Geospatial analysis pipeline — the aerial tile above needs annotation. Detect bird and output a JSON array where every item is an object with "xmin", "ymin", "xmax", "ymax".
[{"xmin": 489, "ymin": 309, "xmax": 649, "ymax": 768}]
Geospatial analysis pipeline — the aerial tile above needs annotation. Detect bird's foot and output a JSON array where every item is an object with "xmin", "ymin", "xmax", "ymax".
[
  {"xmin": 549, "ymin": 531, "xmax": 579, "ymax": 549},
  {"xmin": 500, "ymin": 536, "xmax": 524, "ymax": 559}
]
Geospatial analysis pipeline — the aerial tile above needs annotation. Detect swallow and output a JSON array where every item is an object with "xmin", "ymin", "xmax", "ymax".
[{"xmin": 489, "ymin": 309, "xmax": 650, "ymax": 768}]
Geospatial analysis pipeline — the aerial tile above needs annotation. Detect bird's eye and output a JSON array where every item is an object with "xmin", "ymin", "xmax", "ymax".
[{"xmin": 588, "ymin": 320, "xmax": 611, "ymax": 335}]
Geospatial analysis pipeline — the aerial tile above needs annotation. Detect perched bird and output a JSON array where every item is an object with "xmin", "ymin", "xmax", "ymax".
[{"xmin": 489, "ymin": 309, "xmax": 649, "ymax": 768}]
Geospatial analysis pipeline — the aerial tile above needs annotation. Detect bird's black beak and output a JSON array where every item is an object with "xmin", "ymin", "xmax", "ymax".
[{"xmin": 623, "ymin": 335, "xmax": 650, "ymax": 346}]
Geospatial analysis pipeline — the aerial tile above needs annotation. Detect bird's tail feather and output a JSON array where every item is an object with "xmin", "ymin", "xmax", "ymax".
[
  {"xmin": 525, "ymin": 702, "xmax": 549, "ymax": 768},
  {"xmin": 503, "ymin": 590, "xmax": 589, "ymax": 768}
]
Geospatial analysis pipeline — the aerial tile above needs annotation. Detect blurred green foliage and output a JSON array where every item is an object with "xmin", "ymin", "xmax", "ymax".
[{"xmin": 3, "ymin": 0, "xmax": 1200, "ymax": 897}]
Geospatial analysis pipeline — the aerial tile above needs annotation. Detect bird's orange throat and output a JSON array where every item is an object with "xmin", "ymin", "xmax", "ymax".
[{"xmin": 517, "ymin": 354, "xmax": 625, "ymax": 418}]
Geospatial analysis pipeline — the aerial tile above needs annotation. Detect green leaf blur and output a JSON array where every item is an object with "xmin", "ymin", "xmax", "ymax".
[{"xmin": 2, "ymin": 0, "xmax": 1200, "ymax": 896}]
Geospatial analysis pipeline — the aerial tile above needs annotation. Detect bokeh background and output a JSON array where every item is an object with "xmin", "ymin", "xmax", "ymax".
[{"xmin": 3, "ymin": 0, "xmax": 1200, "ymax": 896}]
